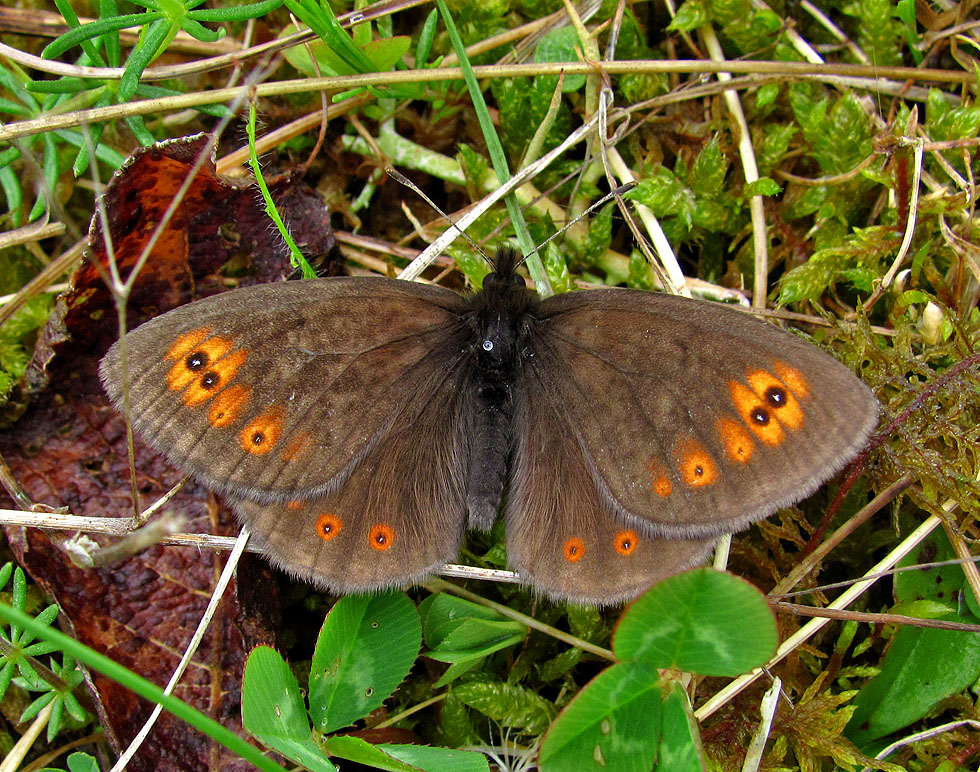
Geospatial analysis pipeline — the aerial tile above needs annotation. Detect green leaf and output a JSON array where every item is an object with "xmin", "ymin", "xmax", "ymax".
[
  {"xmin": 242, "ymin": 646, "xmax": 337, "ymax": 772},
  {"xmin": 378, "ymin": 743, "xmax": 491, "ymax": 772},
  {"xmin": 325, "ymin": 736, "xmax": 490, "ymax": 772},
  {"xmin": 627, "ymin": 169, "xmax": 695, "ymax": 228},
  {"xmin": 284, "ymin": 0, "xmax": 376, "ymax": 74},
  {"xmin": 309, "ymin": 591, "xmax": 421, "ymax": 733},
  {"xmin": 420, "ymin": 593, "xmax": 525, "ymax": 686},
  {"xmin": 689, "ymin": 137, "xmax": 727, "ymax": 197},
  {"xmin": 453, "ymin": 680, "xmax": 557, "ymax": 734},
  {"xmin": 190, "ymin": 0, "xmax": 283, "ymax": 22},
  {"xmin": 668, "ymin": 0, "xmax": 709, "ymax": 31},
  {"xmin": 613, "ymin": 568, "xmax": 777, "ymax": 676},
  {"xmin": 655, "ymin": 682, "xmax": 706, "ymax": 772},
  {"xmin": 534, "ymin": 27, "xmax": 586, "ymax": 92},
  {"xmin": 539, "ymin": 661, "xmax": 662, "ymax": 772},
  {"xmin": 846, "ymin": 625, "xmax": 980, "ymax": 745},
  {"xmin": 744, "ymin": 177, "xmax": 781, "ymax": 197}
]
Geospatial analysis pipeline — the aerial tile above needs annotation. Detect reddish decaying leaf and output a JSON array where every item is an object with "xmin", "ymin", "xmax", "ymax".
[
  {"xmin": 2, "ymin": 134, "xmax": 338, "ymax": 771},
  {"xmin": 29, "ymin": 133, "xmax": 340, "ymax": 394}
]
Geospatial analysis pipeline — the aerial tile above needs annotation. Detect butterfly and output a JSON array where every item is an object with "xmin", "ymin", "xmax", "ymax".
[{"xmin": 99, "ymin": 248, "xmax": 878, "ymax": 605}]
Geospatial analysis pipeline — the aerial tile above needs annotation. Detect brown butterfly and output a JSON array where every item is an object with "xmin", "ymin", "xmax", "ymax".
[{"xmin": 99, "ymin": 249, "xmax": 878, "ymax": 604}]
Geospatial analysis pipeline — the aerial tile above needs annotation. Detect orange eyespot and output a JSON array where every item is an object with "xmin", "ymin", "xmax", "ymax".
[
  {"xmin": 772, "ymin": 361, "xmax": 810, "ymax": 399},
  {"xmin": 181, "ymin": 349, "xmax": 247, "ymax": 407},
  {"xmin": 614, "ymin": 530, "xmax": 638, "ymax": 556},
  {"xmin": 315, "ymin": 513, "xmax": 342, "ymax": 542},
  {"xmin": 166, "ymin": 328, "xmax": 212, "ymax": 361},
  {"xmin": 676, "ymin": 439, "xmax": 719, "ymax": 487},
  {"xmin": 240, "ymin": 406, "xmax": 285, "ymax": 455},
  {"xmin": 563, "ymin": 537, "xmax": 586, "ymax": 563},
  {"xmin": 369, "ymin": 524, "xmax": 395, "ymax": 551},
  {"xmin": 208, "ymin": 383, "xmax": 251, "ymax": 427},
  {"xmin": 166, "ymin": 335, "xmax": 235, "ymax": 394},
  {"xmin": 728, "ymin": 381, "xmax": 785, "ymax": 446},
  {"xmin": 746, "ymin": 369, "xmax": 804, "ymax": 430},
  {"xmin": 717, "ymin": 417, "xmax": 754, "ymax": 464}
]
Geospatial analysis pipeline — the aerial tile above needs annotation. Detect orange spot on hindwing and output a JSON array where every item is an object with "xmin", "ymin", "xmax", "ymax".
[
  {"xmin": 676, "ymin": 440, "xmax": 719, "ymax": 487},
  {"xmin": 746, "ymin": 369, "xmax": 805, "ymax": 430},
  {"xmin": 614, "ymin": 530, "xmax": 638, "ymax": 556},
  {"xmin": 208, "ymin": 384, "xmax": 252, "ymax": 427},
  {"xmin": 563, "ymin": 537, "xmax": 586, "ymax": 562},
  {"xmin": 717, "ymin": 417, "xmax": 755, "ymax": 463},
  {"xmin": 240, "ymin": 407, "xmax": 285, "ymax": 455},
  {"xmin": 281, "ymin": 431, "xmax": 313, "ymax": 463},
  {"xmin": 369, "ymin": 524, "xmax": 395, "ymax": 551},
  {"xmin": 315, "ymin": 513, "xmax": 342, "ymax": 542},
  {"xmin": 728, "ymin": 381, "xmax": 785, "ymax": 446},
  {"xmin": 648, "ymin": 460, "xmax": 673, "ymax": 497}
]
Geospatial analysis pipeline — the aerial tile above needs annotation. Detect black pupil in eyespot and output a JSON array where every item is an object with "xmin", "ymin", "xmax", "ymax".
[
  {"xmin": 201, "ymin": 372, "xmax": 220, "ymax": 389},
  {"xmin": 751, "ymin": 407, "xmax": 770, "ymax": 425},
  {"xmin": 187, "ymin": 352, "xmax": 208, "ymax": 370},
  {"xmin": 765, "ymin": 386, "xmax": 786, "ymax": 406},
  {"xmin": 252, "ymin": 432, "xmax": 265, "ymax": 445}
]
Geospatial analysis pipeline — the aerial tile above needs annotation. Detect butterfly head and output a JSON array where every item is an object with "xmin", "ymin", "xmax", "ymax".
[{"xmin": 468, "ymin": 248, "xmax": 539, "ymax": 373}]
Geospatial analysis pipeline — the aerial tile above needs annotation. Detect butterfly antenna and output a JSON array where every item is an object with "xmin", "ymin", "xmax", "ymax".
[
  {"xmin": 386, "ymin": 168, "xmax": 495, "ymax": 267},
  {"xmin": 532, "ymin": 181, "xmax": 636, "ymax": 256}
]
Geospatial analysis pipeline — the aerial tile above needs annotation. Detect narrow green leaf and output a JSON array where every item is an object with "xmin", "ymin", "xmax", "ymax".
[
  {"xmin": 41, "ymin": 13, "xmax": 152, "ymax": 60},
  {"xmin": 453, "ymin": 680, "xmax": 557, "ymax": 734},
  {"xmin": 190, "ymin": 0, "xmax": 284, "ymax": 22}
]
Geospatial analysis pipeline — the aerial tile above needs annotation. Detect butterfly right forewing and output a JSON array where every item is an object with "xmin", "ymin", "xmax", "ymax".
[{"xmin": 525, "ymin": 290, "xmax": 878, "ymax": 539}]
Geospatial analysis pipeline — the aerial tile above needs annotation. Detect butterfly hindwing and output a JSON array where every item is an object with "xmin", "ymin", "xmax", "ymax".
[
  {"xmin": 228, "ymin": 366, "xmax": 478, "ymax": 593},
  {"xmin": 99, "ymin": 278, "xmax": 471, "ymax": 503},
  {"xmin": 526, "ymin": 289, "xmax": 878, "ymax": 538},
  {"xmin": 506, "ymin": 388, "xmax": 716, "ymax": 604}
]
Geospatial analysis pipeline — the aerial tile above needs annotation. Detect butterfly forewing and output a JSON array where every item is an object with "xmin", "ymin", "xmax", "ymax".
[
  {"xmin": 100, "ymin": 279, "xmax": 471, "ymax": 504},
  {"xmin": 526, "ymin": 290, "xmax": 879, "ymax": 538}
]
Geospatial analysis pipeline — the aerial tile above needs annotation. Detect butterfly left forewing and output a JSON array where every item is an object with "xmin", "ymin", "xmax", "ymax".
[
  {"xmin": 527, "ymin": 289, "xmax": 878, "ymax": 539},
  {"xmin": 506, "ymin": 389, "xmax": 716, "ymax": 604}
]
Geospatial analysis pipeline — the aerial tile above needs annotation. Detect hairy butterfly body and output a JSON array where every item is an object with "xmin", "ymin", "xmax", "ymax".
[{"xmin": 100, "ymin": 249, "xmax": 878, "ymax": 604}]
